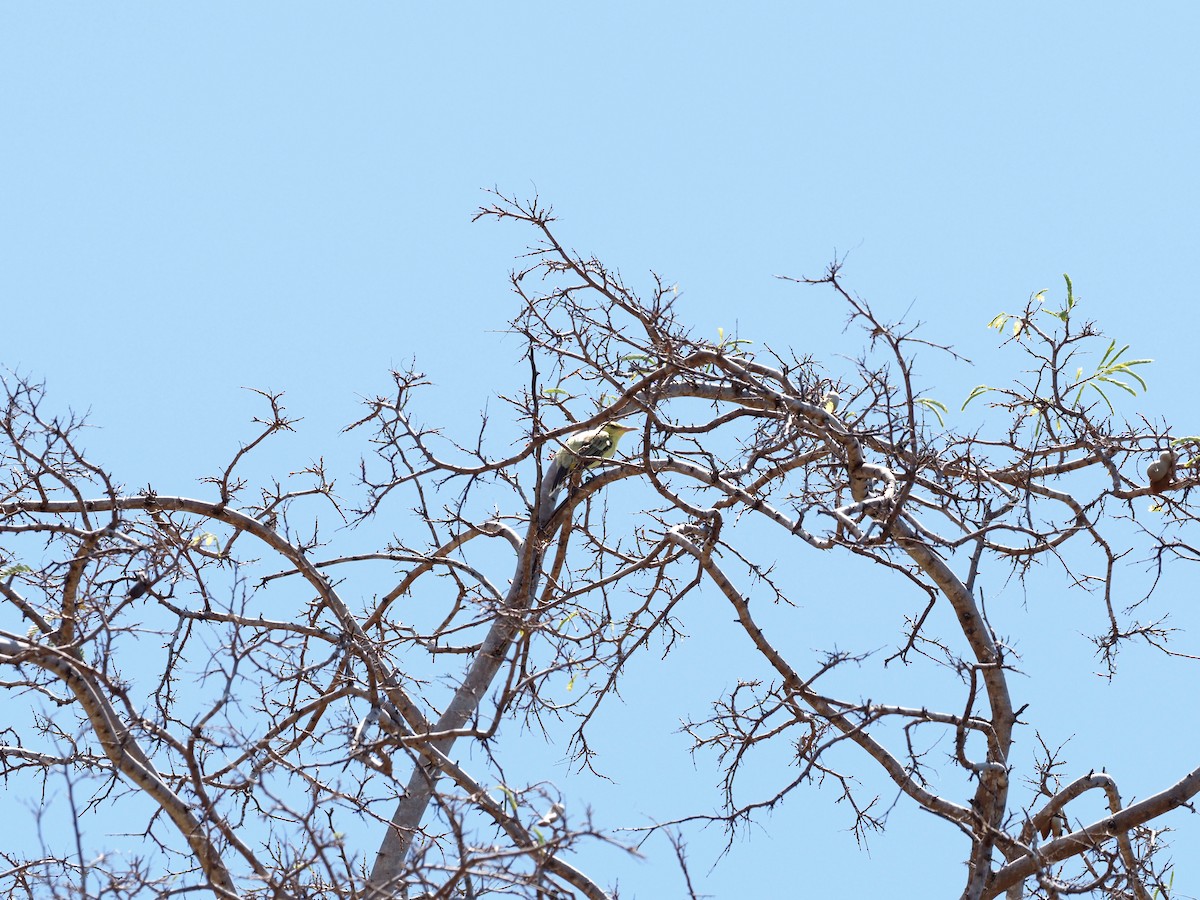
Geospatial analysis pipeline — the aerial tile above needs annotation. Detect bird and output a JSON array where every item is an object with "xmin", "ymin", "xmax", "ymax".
[
  {"xmin": 538, "ymin": 422, "xmax": 637, "ymax": 527},
  {"xmin": 1147, "ymin": 449, "xmax": 1177, "ymax": 494},
  {"xmin": 535, "ymin": 802, "xmax": 565, "ymax": 828},
  {"xmin": 821, "ymin": 390, "xmax": 840, "ymax": 414}
]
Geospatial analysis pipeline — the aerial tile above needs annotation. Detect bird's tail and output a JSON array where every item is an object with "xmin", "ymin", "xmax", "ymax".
[{"xmin": 537, "ymin": 460, "xmax": 564, "ymax": 529}]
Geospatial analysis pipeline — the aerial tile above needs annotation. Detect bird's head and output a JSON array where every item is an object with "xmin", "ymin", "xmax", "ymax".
[{"xmin": 601, "ymin": 422, "xmax": 637, "ymax": 443}]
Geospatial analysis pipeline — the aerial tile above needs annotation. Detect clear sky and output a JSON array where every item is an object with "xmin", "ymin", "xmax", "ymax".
[{"xmin": 3, "ymin": 4, "xmax": 1199, "ymax": 897}]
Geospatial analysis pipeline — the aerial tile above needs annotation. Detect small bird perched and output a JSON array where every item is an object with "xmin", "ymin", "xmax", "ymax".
[
  {"xmin": 535, "ymin": 802, "xmax": 565, "ymax": 828},
  {"xmin": 538, "ymin": 422, "xmax": 637, "ymax": 527},
  {"xmin": 1147, "ymin": 449, "xmax": 1177, "ymax": 494},
  {"xmin": 821, "ymin": 390, "xmax": 840, "ymax": 414}
]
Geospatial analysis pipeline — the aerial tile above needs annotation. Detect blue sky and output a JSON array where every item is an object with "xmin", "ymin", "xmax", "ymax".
[{"xmin": 3, "ymin": 4, "xmax": 1199, "ymax": 897}]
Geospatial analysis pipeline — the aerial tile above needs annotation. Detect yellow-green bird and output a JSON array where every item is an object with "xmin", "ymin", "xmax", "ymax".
[{"xmin": 538, "ymin": 422, "xmax": 637, "ymax": 527}]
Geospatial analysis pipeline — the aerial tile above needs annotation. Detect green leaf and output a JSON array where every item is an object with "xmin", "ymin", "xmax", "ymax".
[
  {"xmin": 1112, "ymin": 362, "xmax": 1151, "ymax": 391},
  {"xmin": 1113, "ymin": 367, "xmax": 1148, "ymax": 391},
  {"xmin": 987, "ymin": 313, "xmax": 1009, "ymax": 331},
  {"xmin": 1, "ymin": 563, "xmax": 32, "ymax": 577},
  {"xmin": 496, "ymin": 784, "xmax": 519, "ymax": 816},
  {"xmin": 619, "ymin": 353, "xmax": 658, "ymax": 377},
  {"xmin": 1086, "ymin": 383, "xmax": 1116, "ymax": 414},
  {"xmin": 1065, "ymin": 333, "xmax": 1152, "ymax": 413},
  {"xmin": 1094, "ymin": 375, "xmax": 1137, "ymax": 397},
  {"xmin": 1094, "ymin": 344, "xmax": 1152, "ymax": 391},
  {"xmin": 1097, "ymin": 340, "xmax": 1122, "ymax": 368},
  {"xmin": 1040, "ymin": 276, "xmax": 1076, "ymax": 321},
  {"xmin": 915, "ymin": 397, "xmax": 947, "ymax": 426},
  {"xmin": 962, "ymin": 385, "xmax": 992, "ymax": 410},
  {"xmin": 1013, "ymin": 318, "xmax": 1025, "ymax": 338}
]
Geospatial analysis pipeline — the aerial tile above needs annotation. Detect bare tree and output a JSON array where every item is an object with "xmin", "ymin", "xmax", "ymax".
[{"xmin": 2, "ymin": 192, "xmax": 1196, "ymax": 899}]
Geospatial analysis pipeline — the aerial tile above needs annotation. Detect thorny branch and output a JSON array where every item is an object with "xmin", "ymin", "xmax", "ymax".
[{"xmin": 2, "ymin": 194, "xmax": 1196, "ymax": 899}]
